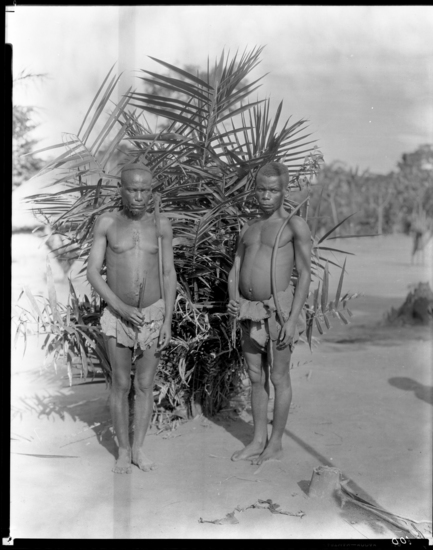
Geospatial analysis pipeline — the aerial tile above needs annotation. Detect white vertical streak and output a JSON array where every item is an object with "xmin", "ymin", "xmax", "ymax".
[{"xmin": 118, "ymin": 6, "xmax": 136, "ymax": 102}]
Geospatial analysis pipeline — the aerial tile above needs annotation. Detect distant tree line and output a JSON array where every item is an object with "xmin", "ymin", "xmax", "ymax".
[{"xmin": 308, "ymin": 144, "xmax": 433, "ymax": 238}]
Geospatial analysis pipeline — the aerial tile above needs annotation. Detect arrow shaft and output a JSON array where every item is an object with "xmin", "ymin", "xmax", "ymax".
[{"xmin": 154, "ymin": 194, "xmax": 165, "ymax": 301}]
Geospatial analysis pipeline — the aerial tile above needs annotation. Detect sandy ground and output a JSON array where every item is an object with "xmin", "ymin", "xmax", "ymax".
[{"xmin": 10, "ymin": 232, "xmax": 433, "ymax": 540}]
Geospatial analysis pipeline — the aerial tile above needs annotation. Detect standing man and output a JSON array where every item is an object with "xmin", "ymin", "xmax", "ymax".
[
  {"xmin": 227, "ymin": 162, "xmax": 311, "ymax": 465},
  {"xmin": 87, "ymin": 162, "xmax": 176, "ymax": 473}
]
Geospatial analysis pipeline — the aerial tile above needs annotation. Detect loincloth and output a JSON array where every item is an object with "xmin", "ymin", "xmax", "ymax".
[
  {"xmin": 100, "ymin": 299, "xmax": 165, "ymax": 351},
  {"xmin": 238, "ymin": 285, "xmax": 306, "ymax": 355}
]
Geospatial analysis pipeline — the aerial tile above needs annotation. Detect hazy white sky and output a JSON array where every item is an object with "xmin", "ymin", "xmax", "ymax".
[{"xmin": 8, "ymin": 5, "xmax": 433, "ymax": 173}]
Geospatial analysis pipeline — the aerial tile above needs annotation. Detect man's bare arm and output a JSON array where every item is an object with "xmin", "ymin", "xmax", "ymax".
[
  {"xmin": 277, "ymin": 215, "xmax": 311, "ymax": 348},
  {"xmin": 227, "ymin": 223, "xmax": 248, "ymax": 315},
  {"xmin": 160, "ymin": 216, "xmax": 177, "ymax": 324},
  {"xmin": 287, "ymin": 215, "xmax": 312, "ymax": 323},
  {"xmin": 157, "ymin": 216, "xmax": 176, "ymax": 350},
  {"xmin": 86, "ymin": 215, "xmax": 143, "ymax": 326}
]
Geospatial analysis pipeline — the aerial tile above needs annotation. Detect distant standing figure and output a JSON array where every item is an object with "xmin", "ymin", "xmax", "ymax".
[
  {"xmin": 410, "ymin": 216, "xmax": 432, "ymax": 265},
  {"xmin": 227, "ymin": 162, "xmax": 311, "ymax": 465},
  {"xmin": 87, "ymin": 163, "xmax": 176, "ymax": 474}
]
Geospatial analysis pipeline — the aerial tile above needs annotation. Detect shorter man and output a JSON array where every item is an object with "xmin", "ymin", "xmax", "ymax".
[
  {"xmin": 227, "ymin": 162, "xmax": 311, "ymax": 464},
  {"xmin": 87, "ymin": 163, "xmax": 176, "ymax": 473}
]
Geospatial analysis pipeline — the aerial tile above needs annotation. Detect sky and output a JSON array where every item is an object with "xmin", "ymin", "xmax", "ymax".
[{"xmin": 7, "ymin": 5, "xmax": 433, "ymax": 174}]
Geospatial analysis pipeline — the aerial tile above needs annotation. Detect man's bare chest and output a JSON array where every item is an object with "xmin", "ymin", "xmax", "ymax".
[
  {"xmin": 107, "ymin": 220, "xmax": 158, "ymax": 255},
  {"xmin": 243, "ymin": 220, "xmax": 294, "ymax": 250}
]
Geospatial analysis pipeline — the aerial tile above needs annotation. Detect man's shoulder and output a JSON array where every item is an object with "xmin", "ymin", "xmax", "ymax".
[
  {"xmin": 95, "ymin": 211, "xmax": 118, "ymax": 230},
  {"xmin": 243, "ymin": 218, "xmax": 260, "ymax": 230},
  {"xmin": 239, "ymin": 218, "xmax": 258, "ymax": 238},
  {"xmin": 158, "ymin": 214, "xmax": 173, "ymax": 239},
  {"xmin": 159, "ymin": 214, "xmax": 172, "ymax": 230},
  {"xmin": 288, "ymin": 214, "xmax": 311, "ymax": 238}
]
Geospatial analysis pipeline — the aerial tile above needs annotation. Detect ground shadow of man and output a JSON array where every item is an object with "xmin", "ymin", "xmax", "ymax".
[{"xmin": 388, "ymin": 377, "xmax": 433, "ymax": 406}]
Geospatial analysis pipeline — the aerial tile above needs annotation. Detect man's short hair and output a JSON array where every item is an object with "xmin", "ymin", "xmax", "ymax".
[
  {"xmin": 121, "ymin": 162, "xmax": 153, "ymax": 177},
  {"xmin": 257, "ymin": 162, "xmax": 289, "ymax": 178}
]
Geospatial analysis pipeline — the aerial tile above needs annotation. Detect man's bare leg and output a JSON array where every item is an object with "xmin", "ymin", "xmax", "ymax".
[
  {"xmin": 131, "ymin": 340, "xmax": 160, "ymax": 471},
  {"xmin": 232, "ymin": 336, "xmax": 270, "ymax": 461},
  {"xmin": 105, "ymin": 336, "xmax": 133, "ymax": 474},
  {"xmin": 252, "ymin": 343, "xmax": 292, "ymax": 465}
]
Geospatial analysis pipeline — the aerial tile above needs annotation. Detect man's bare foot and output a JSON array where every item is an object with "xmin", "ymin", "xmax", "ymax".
[
  {"xmin": 112, "ymin": 447, "xmax": 132, "ymax": 474},
  {"xmin": 251, "ymin": 442, "xmax": 283, "ymax": 465},
  {"xmin": 231, "ymin": 441, "xmax": 266, "ymax": 462},
  {"xmin": 132, "ymin": 448, "xmax": 156, "ymax": 472}
]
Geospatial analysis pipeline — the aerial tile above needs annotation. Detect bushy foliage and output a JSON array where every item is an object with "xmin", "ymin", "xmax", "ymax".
[{"xmin": 385, "ymin": 282, "xmax": 433, "ymax": 326}]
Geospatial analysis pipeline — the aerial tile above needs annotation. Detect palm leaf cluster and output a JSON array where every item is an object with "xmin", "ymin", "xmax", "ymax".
[
  {"xmin": 19, "ymin": 47, "xmax": 354, "ymax": 418},
  {"xmin": 14, "ymin": 262, "xmax": 110, "ymax": 386}
]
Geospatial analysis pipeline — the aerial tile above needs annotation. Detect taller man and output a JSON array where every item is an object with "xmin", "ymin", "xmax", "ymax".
[{"xmin": 227, "ymin": 162, "xmax": 311, "ymax": 465}]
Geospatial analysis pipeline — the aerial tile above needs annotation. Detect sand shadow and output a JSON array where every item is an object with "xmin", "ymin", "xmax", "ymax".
[
  {"xmin": 388, "ymin": 377, "xmax": 433, "ymax": 406},
  {"xmin": 14, "ymin": 366, "xmax": 116, "ymax": 459},
  {"xmin": 297, "ymin": 479, "xmax": 310, "ymax": 495},
  {"xmin": 207, "ymin": 412, "xmax": 253, "ymax": 448}
]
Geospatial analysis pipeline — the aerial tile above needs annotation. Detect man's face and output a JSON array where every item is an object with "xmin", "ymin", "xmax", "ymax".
[
  {"xmin": 119, "ymin": 170, "xmax": 153, "ymax": 218},
  {"xmin": 255, "ymin": 174, "xmax": 286, "ymax": 214}
]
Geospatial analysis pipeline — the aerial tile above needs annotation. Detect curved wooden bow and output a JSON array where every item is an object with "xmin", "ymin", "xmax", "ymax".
[{"xmin": 270, "ymin": 196, "xmax": 309, "ymax": 328}]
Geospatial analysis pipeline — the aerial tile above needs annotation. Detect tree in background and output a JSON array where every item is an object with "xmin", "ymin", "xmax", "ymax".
[
  {"xmin": 309, "ymin": 162, "xmax": 365, "ymax": 238},
  {"xmin": 359, "ymin": 172, "xmax": 395, "ymax": 236},
  {"xmin": 309, "ymin": 144, "xmax": 433, "ymax": 238},
  {"xmin": 396, "ymin": 144, "xmax": 433, "ymax": 229},
  {"xmin": 13, "ymin": 72, "xmax": 47, "ymax": 190}
]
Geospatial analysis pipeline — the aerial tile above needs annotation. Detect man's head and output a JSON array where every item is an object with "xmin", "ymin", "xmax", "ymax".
[
  {"xmin": 255, "ymin": 162, "xmax": 289, "ymax": 214},
  {"xmin": 119, "ymin": 162, "xmax": 153, "ymax": 219}
]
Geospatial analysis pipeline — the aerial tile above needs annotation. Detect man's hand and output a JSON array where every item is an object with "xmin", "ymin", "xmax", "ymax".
[
  {"xmin": 277, "ymin": 319, "xmax": 296, "ymax": 351},
  {"xmin": 227, "ymin": 299, "xmax": 240, "ymax": 318},
  {"xmin": 158, "ymin": 321, "xmax": 171, "ymax": 351},
  {"xmin": 117, "ymin": 303, "xmax": 144, "ymax": 327}
]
